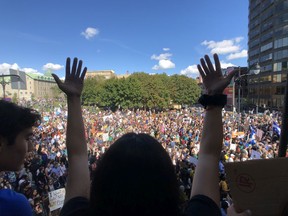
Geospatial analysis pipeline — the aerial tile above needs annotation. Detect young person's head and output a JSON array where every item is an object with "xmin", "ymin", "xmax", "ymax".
[
  {"xmin": 0, "ymin": 100, "xmax": 41, "ymax": 171},
  {"xmin": 90, "ymin": 132, "xmax": 180, "ymax": 216}
]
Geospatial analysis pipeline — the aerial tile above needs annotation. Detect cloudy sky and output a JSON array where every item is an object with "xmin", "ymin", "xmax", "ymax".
[{"xmin": 0, "ymin": 0, "xmax": 248, "ymax": 78}]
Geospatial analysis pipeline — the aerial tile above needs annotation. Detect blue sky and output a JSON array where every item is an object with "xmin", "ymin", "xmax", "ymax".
[{"xmin": 0, "ymin": 0, "xmax": 249, "ymax": 78}]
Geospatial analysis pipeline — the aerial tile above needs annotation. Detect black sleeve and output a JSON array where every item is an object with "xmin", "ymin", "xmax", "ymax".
[
  {"xmin": 60, "ymin": 196, "xmax": 90, "ymax": 216},
  {"xmin": 184, "ymin": 194, "xmax": 221, "ymax": 216}
]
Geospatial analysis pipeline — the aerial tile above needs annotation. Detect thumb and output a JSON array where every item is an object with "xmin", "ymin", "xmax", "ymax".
[
  {"xmin": 52, "ymin": 73, "xmax": 63, "ymax": 86},
  {"xmin": 226, "ymin": 69, "xmax": 238, "ymax": 82}
]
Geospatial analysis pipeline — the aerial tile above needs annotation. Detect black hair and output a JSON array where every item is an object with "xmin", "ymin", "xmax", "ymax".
[
  {"xmin": 90, "ymin": 132, "xmax": 180, "ymax": 216},
  {"xmin": 0, "ymin": 100, "xmax": 41, "ymax": 145}
]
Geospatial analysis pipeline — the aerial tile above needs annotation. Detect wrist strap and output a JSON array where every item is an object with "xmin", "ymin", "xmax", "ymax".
[{"xmin": 198, "ymin": 94, "xmax": 227, "ymax": 109}]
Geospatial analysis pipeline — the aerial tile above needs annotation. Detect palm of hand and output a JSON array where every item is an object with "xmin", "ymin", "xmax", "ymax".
[
  {"xmin": 203, "ymin": 74, "xmax": 231, "ymax": 95},
  {"xmin": 59, "ymin": 77, "xmax": 84, "ymax": 97},
  {"xmin": 198, "ymin": 54, "xmax": 236, "ymax": 95},
  {"xmin": 52, "ymin": 57, "xmax": 87, "ymax": 97}
]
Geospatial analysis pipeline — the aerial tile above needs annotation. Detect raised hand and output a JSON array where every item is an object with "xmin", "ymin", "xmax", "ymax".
[
  {"xmin": 197, "ymin": 54, "xmax": 236, "ymax": 95},
  {"xmin": 52, "ymin": 57, "xmax": 87, "ymax": 97}
]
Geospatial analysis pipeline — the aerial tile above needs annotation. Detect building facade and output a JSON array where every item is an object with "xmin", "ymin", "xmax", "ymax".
[
  {"xmin": 0, "ymin": 69, "xmax": 57, "ymax": 100},
  {"xmin": 248, "ymin": 0, "xmax": 288, "ymax": 111},
  {"xmin": 85, "ymin": 70, "xmax": 116, "ymax": 79}
]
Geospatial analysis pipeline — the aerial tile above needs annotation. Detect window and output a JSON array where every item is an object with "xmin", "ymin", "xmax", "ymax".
[
  {"xmin": 274, "ymin": 50, "xmax": 288, "ymax": 60},
  {"xmin": 273, "ymin": 61, "xmax": 288, "ymax": 71},
  {"xmin": 249, "ymin": 48, "xmax": 259, "ymax": 57},
  {"xmin": 273, "ymin": 74, "xmax": 283, "ymax": 83},
  {"xmin": 274, "ymin": 37, "xmax": 288, "ymax": 49},
  {"xmin": 260, "ymin": 53, "xmax": 272, "ymax": 62},
  {"xmin": 249, "ymin": 38, "xmax": 260, "ymax": 48},
  {"xmin": 260, "ymin": 42, "xmax": 273, "ymax": 52},
  {"xmin": 261, "ymin": 64, "xmax": 272, "ymax": 72},
  {"xmin": 261, "ymin": 31, "xmax": 273, "ymax": 42}
]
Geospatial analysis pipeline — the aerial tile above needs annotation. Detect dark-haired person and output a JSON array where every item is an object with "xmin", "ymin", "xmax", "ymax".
[
  {"xmin": 0, "ymin": 100, "xmax": 41, "ymax": 216},
  {"xmin": 55, "ymin": 54, "xmax": 249, "ymax": 216}
]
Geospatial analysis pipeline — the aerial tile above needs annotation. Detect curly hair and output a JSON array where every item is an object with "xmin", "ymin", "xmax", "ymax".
[{"xmin": 0, "ymin": 100, "xmax": 41, "ymax": 145}]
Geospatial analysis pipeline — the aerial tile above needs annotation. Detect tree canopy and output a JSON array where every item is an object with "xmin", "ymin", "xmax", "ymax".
[{"xmin": 82, "ymin": 73, "xmax": 201, "ymax": 110}]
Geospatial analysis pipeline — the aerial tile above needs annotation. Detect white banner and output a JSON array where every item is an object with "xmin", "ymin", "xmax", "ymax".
[{"xmin": 49, "ymin": 188, "xmax": 66, "ymax": 211}]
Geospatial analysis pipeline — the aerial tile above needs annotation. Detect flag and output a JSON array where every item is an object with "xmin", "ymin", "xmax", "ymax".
[
  {"xmin": 249, "ymin": 126, "xmax": 256, "ymax": 145},
  {"xmin": 273, "ymin": 122, "xmax": 281, "ymax": 136}
]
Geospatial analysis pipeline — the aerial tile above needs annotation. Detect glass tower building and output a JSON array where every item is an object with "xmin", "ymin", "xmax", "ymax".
[{"xmin": 248, "ymin": 0, "xmax": 288, "ymax": 111}]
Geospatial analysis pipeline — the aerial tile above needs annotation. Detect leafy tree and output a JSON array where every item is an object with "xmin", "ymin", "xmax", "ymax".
[
  {"xmin": 169, "ymin": 75, "xmax": 201, "ymax": 106},
  {"xmin": 51, "ymin": 85, "xmax": 64, "ymax": 99},
  {"xmin": 82, "ymin": 76, "xmax": 106, "ymax": 105}
]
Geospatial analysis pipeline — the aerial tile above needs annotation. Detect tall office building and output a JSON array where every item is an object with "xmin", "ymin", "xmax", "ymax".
[{"xmin": 248, "ymin": 0, "xmax": 288, "ymax": 111}]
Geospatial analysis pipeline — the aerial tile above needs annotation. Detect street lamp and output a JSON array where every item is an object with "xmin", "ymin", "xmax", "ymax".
[
  {"xmin": 235, "ymin": 63, "xmax": 261, "ymax": 113},
  {"xmin": 0, "ymin": 74, "xmax": 21, "ymax": 99}
]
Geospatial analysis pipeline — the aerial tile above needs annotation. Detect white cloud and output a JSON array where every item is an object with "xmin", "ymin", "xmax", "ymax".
[
  {"xmin": 152, "ymin": 59, "xmax": 175, "ymax": 70},
  {"xmin": 219, "ymin": 61, "xmax": 236, "ymax": 69},
  {"xmin": 180, "ymin": 61, "xmax": 236, "ymax": 77},
  {"xmin": 0, "ymin": 63, "xmax": 20, "ymax": 74},
  {"xmin": 81, "ymin": 27, "xmax": 99, "ymax": 39},
  {"xmin": 180, "ymin": 65, "xmax": 199, "ymax": 76},
  {"xmin": 22, "ymin": 68, "xmax": 38, "ymax": 73},
  {"xmin": 227, "ymin": 50, "xmax": 248, "ymax": 60},
  {"xmin": 201, "ymin": 37, "xmax": 244, "ymax": 55},
  {"xmin": 163, "ymin": 48, "xmax": 170, "ymax": 51},
  {"xmin": 151, "ymin": 53, "xmax": 172, "ymax": 61},
  {"xmin": 151, "ymin": 52, "xmax": 175, "ymax": 70},
  {"xmin": 42, "ymin": 63, "xmax": 63, "ymax": 71}
]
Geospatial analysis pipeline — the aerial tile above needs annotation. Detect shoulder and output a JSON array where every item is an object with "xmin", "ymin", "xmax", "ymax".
[
  {"xmin": 0, "ymin": 189, "xmax": 32, "ymax": 216},
  {"xmin": 184, "ymin": 194, "xmax": 221, "ymax": 216},
  {"xmin": 60, "ymin": 196, "xmax": 90, "ymax": 216}
]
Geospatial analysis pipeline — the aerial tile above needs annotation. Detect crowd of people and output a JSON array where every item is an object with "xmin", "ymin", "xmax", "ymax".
[
  {"xmin": 0, "ymin": 98, "xmax": 282, "ymax": 215},
  {"xmin": 0, "ymin": 54, "xmax": 284, "ymax": 216}
]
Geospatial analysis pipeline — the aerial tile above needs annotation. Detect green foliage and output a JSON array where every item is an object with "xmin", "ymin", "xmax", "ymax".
[
  {"xmin": 169, "ymin": 75, "xmax": 201, "ymax": 106},
  {"xmin": 51, "ymin": 85, "xmax": 63, "ymax": 99},
  {"xmin": 81, "ymin": 73, "xmax": 201, "ymax": 109},
  {"xmin": 12, "ymin": 93, "xmax": 18, "ymax": 103}
]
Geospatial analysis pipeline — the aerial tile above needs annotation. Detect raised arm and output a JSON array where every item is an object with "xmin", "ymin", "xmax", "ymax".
[
  {"xmin": 191, "ymin": 54, "xmax": 236, "ymax": 205},
  {"xmin": 52, "ymin": 58, "xmax": 89, "ymax": 202}
]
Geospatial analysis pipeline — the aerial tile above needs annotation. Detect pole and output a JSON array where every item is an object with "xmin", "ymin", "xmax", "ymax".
[
  {"xmin": 238, "ymin": 67, "xmax": 241, "ymax": 113},
  {"xmin": 278, "ymin": 75, "xmax": 288, "ymax": 157},
  {"xmin": 0, "ymin": 74, "xmax": 21, "ymax": 100},
  {"xmin": 1, "ymin": 75, "xmax": 5, "ymax": 99}
]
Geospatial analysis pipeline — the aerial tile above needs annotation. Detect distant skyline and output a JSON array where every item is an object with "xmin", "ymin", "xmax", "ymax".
[{"xmin": 0, "ymin": 0, "xmax": 249, "ymax": 78}]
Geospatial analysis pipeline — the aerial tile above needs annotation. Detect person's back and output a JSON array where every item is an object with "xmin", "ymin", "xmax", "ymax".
[{"xmin": 89, "ymin": 132, "xmax": 180, "ymax": 216}]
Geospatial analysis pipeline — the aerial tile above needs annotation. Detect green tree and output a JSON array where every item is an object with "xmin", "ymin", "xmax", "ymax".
[
  {"xmin": 82, "ymin": 76, "xmax": 106, "ymax": 105},
  {"xmin": 169, "ymin": 75, "xmax": 201, "ymax": 106}
]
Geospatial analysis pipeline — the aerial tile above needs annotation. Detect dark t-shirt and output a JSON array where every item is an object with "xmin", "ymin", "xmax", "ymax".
[{"xmin": 60, "ymin": 194, "xmax": 221, "ymax": 216}]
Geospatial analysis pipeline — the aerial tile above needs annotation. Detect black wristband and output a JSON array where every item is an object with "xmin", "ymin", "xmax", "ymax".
[{"xmin": 198, "ymin": 94, "xmax": 227, "ymax": 109}]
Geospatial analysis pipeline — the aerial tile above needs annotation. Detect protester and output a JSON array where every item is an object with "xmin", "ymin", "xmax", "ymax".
[
  {"xmin": 0, "ymin": 100, "xmax": 41, "ymax": 216},
  {"xmin": 1, "ymin": 55, "xmax": 283, "ymax": 215}
]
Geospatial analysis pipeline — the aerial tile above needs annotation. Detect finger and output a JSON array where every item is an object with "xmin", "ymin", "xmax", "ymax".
[
  {"xmin": 213, "ymin": 53, "xmax": 222, "ymax": 75},
  {"xmin": 76, "ymin": 60, "xmax": 83, "ymax": 78},
  {"xmin": 197, "ymin": 64, "xmax": 206, "ymax": 78},
  {"xmin": 71, "ymin": 58, "xmax": 78, "ymax": 76},
  {"xmin": 66, "ymin": 58, "xmax": 71, "ymax": 78},
  {"xmin": 204, "ymin": 55, "xmax": 215, "ymax": 73},
  {"xmin": 200, "ymin": 58, "xmax": 210, "ymax": 75},
  {"xmin": 80, "ymin": 67, "xmax": 87, "ymax": 80}
]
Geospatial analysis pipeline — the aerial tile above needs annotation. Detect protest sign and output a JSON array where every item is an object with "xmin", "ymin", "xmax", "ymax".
[
  {"xmin": 49, "ymin": 188, "xmax": 66, "ymax": 212},
  {"xmin": 225, "ymin": 158, "xmax": 288, "ymax": 216},
  {"xmin": 102, "ymin": 133, "xmax": 109, "ymax": 142}
]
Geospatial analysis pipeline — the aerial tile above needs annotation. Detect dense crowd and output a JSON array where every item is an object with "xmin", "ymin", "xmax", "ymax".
[{"xmin": 0, "ymin": 98, "xmax": 283, "ymax": 215}]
